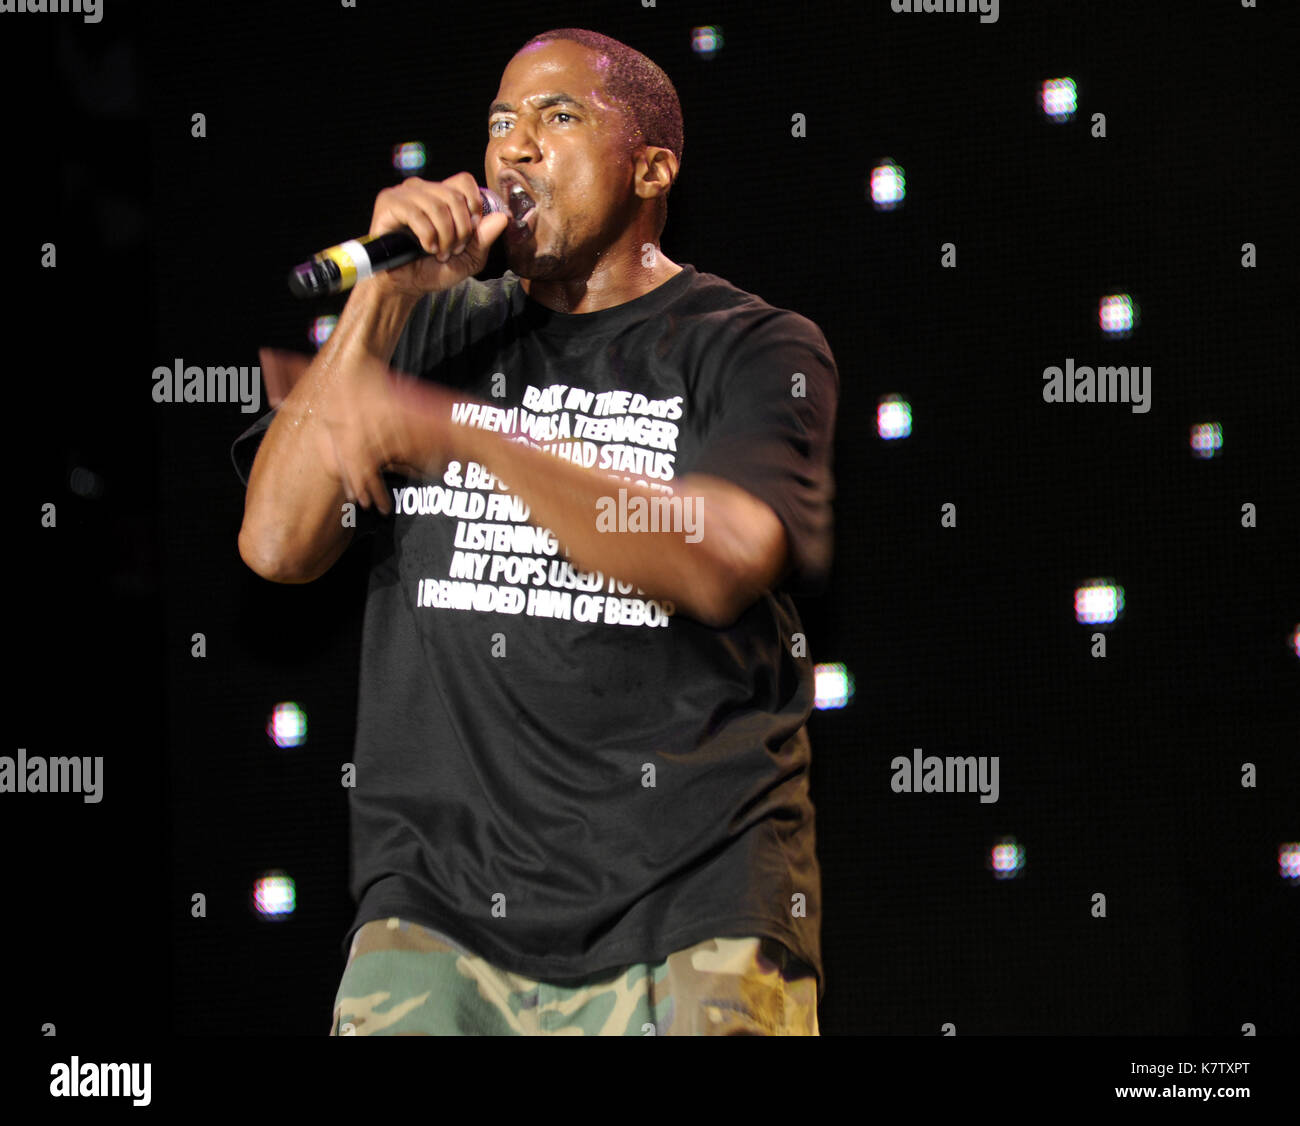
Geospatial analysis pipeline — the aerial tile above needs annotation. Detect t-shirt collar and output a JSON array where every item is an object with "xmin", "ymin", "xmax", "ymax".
[{"xmin": 508, "ymin": 264, "xmax": 696, "ymax": 336}]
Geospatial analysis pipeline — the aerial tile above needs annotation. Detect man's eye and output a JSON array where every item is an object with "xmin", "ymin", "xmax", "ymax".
[{"xmin": 489, "ymin": 112, "xmax": 574, "ymax": 136}]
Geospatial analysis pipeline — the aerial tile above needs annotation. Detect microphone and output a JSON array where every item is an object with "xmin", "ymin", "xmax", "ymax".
[{"xmin": 288, "ymin": 187, "xmax": 509, "ymax": 299}]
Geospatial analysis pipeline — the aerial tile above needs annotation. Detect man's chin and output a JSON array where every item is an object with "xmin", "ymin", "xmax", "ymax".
[{"xmin": 506, "ymin": 248, "xmax": 563, "ymax": 280}]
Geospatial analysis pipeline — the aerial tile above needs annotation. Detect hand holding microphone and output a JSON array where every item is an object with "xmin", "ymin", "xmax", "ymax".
[{"xmin": 289, "ymin": 172, "xmax": 511, "ymax": 299}]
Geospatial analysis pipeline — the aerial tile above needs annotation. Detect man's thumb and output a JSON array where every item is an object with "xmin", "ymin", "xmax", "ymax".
[{"xmin": 474, "ymin": 211, "xmax": 511, "ymax": 250}]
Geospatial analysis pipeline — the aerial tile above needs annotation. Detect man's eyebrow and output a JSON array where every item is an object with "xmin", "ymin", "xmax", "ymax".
[{"xmin": 488, "ymin": 93, "xmax": 589, "ymax": 117}]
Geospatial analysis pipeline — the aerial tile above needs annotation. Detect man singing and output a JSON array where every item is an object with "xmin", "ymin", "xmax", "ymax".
[{"xmin": 233, "ymin": 27, "xmax": 838, "ymax": 1035}]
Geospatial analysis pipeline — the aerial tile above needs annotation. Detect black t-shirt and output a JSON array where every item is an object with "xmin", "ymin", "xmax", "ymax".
[{"xmin": 231, "ymin": 263, "xmax": 838, "ymax": 999}]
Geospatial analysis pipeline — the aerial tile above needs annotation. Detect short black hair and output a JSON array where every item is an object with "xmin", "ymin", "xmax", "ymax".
[{"xmin": 519, "ymin": 28, "xmax": 683, "ymax": 233}]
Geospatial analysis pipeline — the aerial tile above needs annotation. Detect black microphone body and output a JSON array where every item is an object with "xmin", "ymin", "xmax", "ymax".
[{"xmin": 288, "ymin": 187, "xmax": 508, "ymax": 299}]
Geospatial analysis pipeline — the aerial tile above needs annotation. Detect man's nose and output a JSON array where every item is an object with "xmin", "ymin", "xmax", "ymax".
[{"xmin": 498, "ymin": 123, "xmax": 540, "ymax": 163}]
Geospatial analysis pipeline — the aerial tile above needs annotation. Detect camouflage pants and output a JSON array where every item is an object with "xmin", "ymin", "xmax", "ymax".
[{"xmin": 329, "ymin": 916, "xmax": 819, "ymax": 1036}]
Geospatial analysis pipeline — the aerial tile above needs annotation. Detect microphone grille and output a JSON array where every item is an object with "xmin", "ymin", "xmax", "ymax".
[{"xmin": 479, "ymin": 188, "xmax": 508, "ymax": 216}]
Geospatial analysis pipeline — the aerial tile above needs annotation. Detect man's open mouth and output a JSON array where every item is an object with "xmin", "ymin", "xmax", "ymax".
[{"xmin": 506, "ymin": 183, "xmax": 537, "ymax": 228}]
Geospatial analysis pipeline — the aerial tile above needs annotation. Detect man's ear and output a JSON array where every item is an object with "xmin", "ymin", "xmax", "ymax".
[{"xmin": 634, "ymin": 146, "xmax": 679, "ymax": 202}]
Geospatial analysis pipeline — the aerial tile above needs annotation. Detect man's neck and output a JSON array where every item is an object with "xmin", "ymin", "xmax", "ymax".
[{"xmin": 521, "ymin": 252, "xmax": 683, "ymax": 314}]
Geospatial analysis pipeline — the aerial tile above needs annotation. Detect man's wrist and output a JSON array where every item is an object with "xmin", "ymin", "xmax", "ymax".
[
  {"xmin": 347, "ymin": 278, "xmax": 423, "ymax": 346},
  {"xmin": 450, "ymin": 415, "xmax": 494, "ymax": 470}
]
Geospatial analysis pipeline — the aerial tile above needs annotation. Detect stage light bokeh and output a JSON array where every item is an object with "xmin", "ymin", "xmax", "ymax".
[
  {"xmin": 990, "ymin": 838, "xmax": 1026, "ymax": 880},
  {"xmin": 1099, "ymin": 293, "xmax": 1138, "ymax": 337},
  {"xmin": 691, "ymin": 26, "xmax": 723, "ymax": 58},
  {"xmin": 1190, "ymin": 422, "xmax": 1223, "ymax": 459},
  {"xmin": 878, "ymin": 394, "xmax": 913, "ymax": 440},
  {"xmin": 310, "ymin": 315, "xmax": 337, "ymax": 349},
  {"xmin": 1075, "ymin": 581, "xmax": 1125, "ymax": 626},
  {"xmin": 391, "ymin": 141, "xmax": 426, "ymax": 174},
  {"xmin": 814, "ymin": 662, "xmax": 855, "ymax": 710},
  {"xmin": 267, "ymin": 701, "xmax": 307, "ymax": 748},
  {"xmin": 251, "ymin": 871, "xmax": 296, "ymax": 919},
  {"xmin": 869, "ymin": 159, "xmax": 906, "ymax": 210},
  {"xmin": 1040, "ymin": 77, "xmax": 1078, "ymax": 122}
]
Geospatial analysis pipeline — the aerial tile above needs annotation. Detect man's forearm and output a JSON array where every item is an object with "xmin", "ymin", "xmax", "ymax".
[
  {"xmin": 447, "ymin": 424, "xmax": 749, "ymax": 627},
  {"xmin": 240, "ymin": 281, "xmax": 421, "ymax": 581}
]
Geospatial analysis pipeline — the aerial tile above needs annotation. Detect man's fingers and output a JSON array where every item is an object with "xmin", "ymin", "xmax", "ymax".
[
  {"xmin": 317, "ymin": 425, "xmax": 359, "ymax": 504},
  {"xmin": 359, "ymin": 466, "xmax": 389, "ymax": 514},
  {"xmin": 394, "ymin": 202, "xmax": 440, "ymax": 256},
  {"xmin": 471, "ymin": 211, "xmax": 510, "ymax": 254},
  {"xmin": 399, "ymin": 178, "xmax": 478, "ymax": 260},
  {"xmin": 313, "ymin": 422, "xmax": 344, "ymax": 486},
  {"xmin": 447, "ymin": 172, "xmax": 485, "ymax": 249},
  {"xmin": 385, "ymin": 369, "xmax": 459, "ymax": 416},
  {"xmin": 383, "ymin": 373, "xmax": 466, "ymax": 479},
  {"xmin": 364, "ymin": 407, "xmax": 408, "ymax": 514}
]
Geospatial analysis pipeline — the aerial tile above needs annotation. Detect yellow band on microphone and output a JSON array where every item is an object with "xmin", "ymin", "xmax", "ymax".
[{"xmin": 317, "ymin": 239, "xmax": 374, "ymax": 289}]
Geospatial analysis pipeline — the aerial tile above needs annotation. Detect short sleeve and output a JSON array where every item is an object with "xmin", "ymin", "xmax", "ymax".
[
  {"xmin": 231, "ymin": 407, "xmax": 278, "ymax": 488},
  {"xmin": 229, "ymin": 404, "xmax": 384, "ymax": 539},
  {"xmin": 388, "ymin": 293, "xmax": 425, "ymax": 377},
  {"xmin": 688, "ymin": 313, "xmax": 838, "ymax": 596}
]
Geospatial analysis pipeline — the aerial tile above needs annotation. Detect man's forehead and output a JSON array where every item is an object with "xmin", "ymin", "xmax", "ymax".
[
  {"xmin": 488, "ymin": 91, "xmax": 590, "ymax": 117},
  {"xmin": 492, "ymin": 41, "xmax": 613, "ymax": 111}
]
